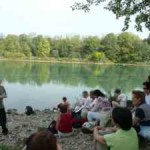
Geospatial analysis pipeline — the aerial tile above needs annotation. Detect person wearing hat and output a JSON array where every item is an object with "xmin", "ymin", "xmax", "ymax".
[{"xmin": 112, "ymin": 89, "xmax": 127, "ymax": 108}]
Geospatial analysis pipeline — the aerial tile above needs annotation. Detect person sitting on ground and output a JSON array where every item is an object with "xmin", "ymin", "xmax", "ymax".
[
  {"xmin": 132, "ymin": 90, "xmax": 150, "ymax": 141},
  {"xmin": 22, "ymin": 130, "xmax": 62, "ymax": 150},
  {"xmin": 143, "ymin": 82, "xmax": 150, "ymax": 105},
  {"xmin": 80, "ymin": 91, "xmax": 92, "ymax": 119},
  {"xmin": 112, "ymin": 89, "xmax": 127, "ymax": 107},
  {"xmin": 87, "ymin": 89, "xmax": 111, "ymax": 127},
  {"xmin": 56, "ymin": 104, "xmax": 73, "ymax": 137},
  {"xmin": 93, "ymin": 107, "xmax": 139, "ymax": 150},
  {"xmin": 62, "ymin": 96, "xmax": 71, "ymax": 112}
]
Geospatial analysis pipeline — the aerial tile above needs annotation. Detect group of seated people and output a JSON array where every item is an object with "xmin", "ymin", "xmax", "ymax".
[{"xmin": 23, "ymin": 78, "xmax": 150, "ymax": 150}]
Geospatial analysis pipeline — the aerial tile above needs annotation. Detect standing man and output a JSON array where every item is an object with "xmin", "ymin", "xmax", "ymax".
[{"xmin": 0, "ymin": 80, "xmax": 8, "ymax": 135}]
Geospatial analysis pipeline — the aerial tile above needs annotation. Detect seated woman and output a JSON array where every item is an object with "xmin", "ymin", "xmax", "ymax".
[
  {"xmin": 132, "ymin": 90, "xmax": 150, "ymax": 141},
  {"xmin": 56, "ymin": 104, "xmax": 73, "ymax": 138},
  {"xmin": 87, "ymin": 89, "xmax": 111, "ymax": 127},
  {"xmin": 93, "ymin": 107, "xmax": 139, "ymax": 150},
  {"xmin": 22, "ymin": 130, "xmax": 62, "ymax": 150},
  {"xmin": 80, "ymin": 91, "xmax": 92, "ymax": 119}
]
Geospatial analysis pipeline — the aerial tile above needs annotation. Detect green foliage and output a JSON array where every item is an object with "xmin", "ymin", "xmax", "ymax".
[
  {"xmin": 82, "ymin": 36, "xmax": 100, "ymax": 58},
  {"xmin": 3, "ymin": 52, "xmax": 26, "ymax": 58},
  {"xmin": 72, "ymin": 0, "xmax": 150, "ymax": 31},
  {"xmin": 19, "ymin": 34, "xmax": 32, "ymax": 57},
  {"xmin": 33, "ymin": 35, "xmax": 51, "ymax": 57},
  {"xmin": 0, "ymin": 32, "xmax": 150, "ymax": 63},
  {"xmin": 89, "ymin": 51, "xmax": 105, "ymax": 61},
  {"xmin": 116, "ymin": 32, "xmax": 140, "ymax": 62},
  {"xmin": 101, "ymin": 33, "xmax": 118, "ymax": 62},
  {"xmin": 4, "ymin": 35, "xmax": 21, "ymax": 52}
]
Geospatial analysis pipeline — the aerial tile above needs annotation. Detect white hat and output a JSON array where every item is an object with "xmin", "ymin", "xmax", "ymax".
[{"xmin": 74, "ymin": 106, "xmax": 84, "ymax": 113}]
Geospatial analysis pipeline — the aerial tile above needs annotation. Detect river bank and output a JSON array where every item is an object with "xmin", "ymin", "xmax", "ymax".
[
  {"xmin": 0, "ymin": 57, "xmax": 150, "ymax": 67},
  {"xmin": 0, "ymin": 109, "xmax": 149, "ymax": 150}
]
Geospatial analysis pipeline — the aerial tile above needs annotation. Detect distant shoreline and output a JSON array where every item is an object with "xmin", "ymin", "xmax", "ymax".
[{"xmin": 0, "ymin": 57, "xmax": 150, "ymax": 67}]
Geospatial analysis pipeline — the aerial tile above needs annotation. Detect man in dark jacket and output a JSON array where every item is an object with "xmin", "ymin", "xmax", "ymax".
[{"xmin": 0, "ymin": 80, "xmax": 8, "ymax": 135}]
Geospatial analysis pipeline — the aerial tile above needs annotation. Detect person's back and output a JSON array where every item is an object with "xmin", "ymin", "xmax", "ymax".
[
  {"xmin": 59, "ymin": 113, "xmax": 72, "ymax": 133},
  {"xmin": 93, "ymin": 107, "xmax": 139, "ymax": 150},
  {"xmin": 56, "ymin": 104, "xmax": 73, "ymax": 137},
  {"xmin": 104, "ymin": 127, "xmax": 138, "ymax": 150}
]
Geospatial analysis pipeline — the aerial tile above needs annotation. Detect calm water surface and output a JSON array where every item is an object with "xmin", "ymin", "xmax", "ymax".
[{"xmin": 0, "ymin": 61, "xmax": 149, "ymax": 112}]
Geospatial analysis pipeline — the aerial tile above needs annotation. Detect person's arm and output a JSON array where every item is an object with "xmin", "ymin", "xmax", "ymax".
[
  {"xmin": 57, "ymin": 143, "xmax": 62, "ymax": 150},
  {"xmin": 91, "ymin": 99, "xmax": 100, "ymax": 112},
  {"xmin": 133, "ymin": 108, "xmax": 145, "ymax": 125},
  {"xmin": 0, "ymin": 86, "xmax": 7, "ymax": 99},
  {"xmin": 3, "ymin": 87, "xmax": 7, "ymax": 98},
  {"xmin": 93, "ymin": 127, "xmax": 106, "ymax": 145}
]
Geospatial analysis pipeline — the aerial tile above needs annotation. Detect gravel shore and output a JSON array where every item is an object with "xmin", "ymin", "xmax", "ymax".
[
  {"xmin": 0, "ymin": 109, "xmax": 93, "ymax": 150},
  {"xmin": 0, "ymin": 109, "xmax": 149, "ymax": 150}
]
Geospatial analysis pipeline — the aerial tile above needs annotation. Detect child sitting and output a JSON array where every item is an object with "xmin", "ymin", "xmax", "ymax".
[{"xmin": 93, "ymin": 107, "xmax": 139, "ymax": 150}]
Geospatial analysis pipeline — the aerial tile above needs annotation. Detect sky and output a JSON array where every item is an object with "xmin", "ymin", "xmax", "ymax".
[{"xmin": 0, "ymin": 0, "xmax": 149, "ymax": 39}]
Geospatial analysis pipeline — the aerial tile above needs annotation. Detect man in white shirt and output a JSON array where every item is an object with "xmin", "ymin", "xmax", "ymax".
[
  {"xmin": 112, "ymin": 89, "xmax": 127, "ymax": 107},
  {"xmin": 143, "ymin": 82, "xmax": 150, "ymax": 105}
]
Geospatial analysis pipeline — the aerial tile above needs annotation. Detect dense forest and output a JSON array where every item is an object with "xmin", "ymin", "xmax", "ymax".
[{"xmin": 0, "ymin": 32, "xmax": 150, "ymax": 63}]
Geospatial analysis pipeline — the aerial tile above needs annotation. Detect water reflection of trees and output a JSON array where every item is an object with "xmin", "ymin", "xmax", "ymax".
[{"xmin": 0, "ymin": 62, "xmax": 149, "ymax": 93}]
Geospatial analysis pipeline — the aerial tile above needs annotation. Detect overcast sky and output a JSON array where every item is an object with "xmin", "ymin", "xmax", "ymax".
[{"xmin": 0, "ymin": 0, "xmax": 149, "ymax": 39}]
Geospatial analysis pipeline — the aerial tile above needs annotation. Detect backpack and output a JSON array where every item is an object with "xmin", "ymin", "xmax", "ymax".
[
  {"xmin": 72, "ymin": 111, "xmax": 86, "ymax": 128},
  {"xmin": 25, "ymin": 106, "xmax": 34, "ymax": 116},
  {"xmin": 82, "ymin": 122, "xmax": 97, "ymax": 134},
  {"xmin": 47, "ymin": 120, "xmax": 57, "ymax": 134}
]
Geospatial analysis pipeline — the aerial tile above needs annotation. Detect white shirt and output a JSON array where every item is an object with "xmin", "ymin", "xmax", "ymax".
[
  {"xmin": 145, "ymin": 94, "xmax": 150, "ymax": 105},
  {"xmin": 118, "ymin": 93, "xmax": 127, "ymax": 107}
]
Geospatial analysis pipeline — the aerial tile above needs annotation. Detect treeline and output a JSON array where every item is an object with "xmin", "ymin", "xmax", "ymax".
[{"xmin": 0, "ymin": 32, "xmax": 150, "ymax": 63}]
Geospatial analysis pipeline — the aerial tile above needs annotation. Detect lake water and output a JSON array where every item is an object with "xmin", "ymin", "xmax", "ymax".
[{"xmin": 0, "ymin": 61, "xmax": 149, "ymax": 112}]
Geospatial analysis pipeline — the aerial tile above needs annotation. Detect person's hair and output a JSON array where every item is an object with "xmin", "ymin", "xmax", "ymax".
[
  {"xmin": 82, "ymin": 91, "xmax": 89, "ymax": 97},
  {"xmin": 114, "ymin": 89, "xmax": 121, "ymax": 94},
  {"xmin": 112, "ymin": 107, "xmax": 132, "ymax": 131},
  {"xmin": 62, "ymin": 97, "xmax": 67, "ymax": 101},
  {"xmin": 89, "ymin": 90, "xmax": 94, "ymax": 99},
  {"xmin": 132, "ymin": 90, "xmax": 145, "ymax": 103},
  {"xmin": 25, "ymin": 131, "xmax": 57, "ymax": 150},
  {"xmin": 93, "ymin": 89, "xmax": 105, "ymax": 97},
  {"xmin": 143, "ymin": 81, "xmax": 150, "ymax": 90},
  {"xmin": 147, "ymin": 75, "xmax": 150, "ymax": 82},
  {"xmin": 59, "ymin": 104, "xmax": 67, "ymax": 113}
]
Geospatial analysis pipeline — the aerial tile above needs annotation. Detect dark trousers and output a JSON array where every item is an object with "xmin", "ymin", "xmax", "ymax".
[{"xmin": 0, "ymin": 108, "xmax": 7, "ymax": 131}]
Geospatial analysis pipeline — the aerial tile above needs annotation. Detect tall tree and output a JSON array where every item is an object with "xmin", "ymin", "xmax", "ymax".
[
  {"xmin": 4, "ymin": 34, "xmax": 20, "ymax": 52},
  {"xmin": 82, "ymin": 36, "xmax": 100, "ymax": 58},
  {"xmin": 72, "ymin": 0, "xmax": 150, "ymax": 31},
  {"xmin": 19, "ymin": 34, "xmax": 32, "ymax": 57},
  {"xmin": 33, "ymin": 35, "xmax": 51, "ymax": 57},
  {"xmin": 101, "ymin": 33, "xmax": 118, "ymax": 62},
  {"xmin": 116, "ymin": 32, "xmax": 140, "ymax": 62}
]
